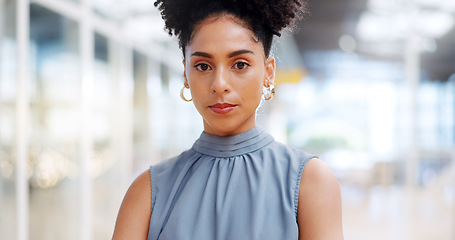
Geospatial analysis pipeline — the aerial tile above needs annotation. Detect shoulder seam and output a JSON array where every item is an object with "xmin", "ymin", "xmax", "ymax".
[
  {"xmin": 293, "ymin": 155, "xmax": 317, "ymax": 217},
  {"xmin": 150, "ymin": 166, "xmax": 156, "ymax": 214}
]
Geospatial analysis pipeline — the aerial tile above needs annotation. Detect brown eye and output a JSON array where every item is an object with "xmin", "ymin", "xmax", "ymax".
[
  {"xmin": 195, "ymin": 63, "xmax": 211, "ymax": 71},
  {"xmin": 234, "ymin": 62, "xmax": 249, "ymax": 70}
]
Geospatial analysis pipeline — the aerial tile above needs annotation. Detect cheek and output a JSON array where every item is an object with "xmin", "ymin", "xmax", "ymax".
[
  {"xmin": 189, "ymin": 84, "xmax": 203, "ymax": 102},
  {"xmin": 186, "ymin": 72, "xmax": 203, "ymax": 92},
  {"xmin": 240, "ymin": 79, "xmax": 263, "ymax": 104},
  {"xmin": 188, "ymin": 82, "xmax": 208, "ymax": 110},
  {"xmin": 244, "ymin": 72, "xmax": 265, "ymax": 95},
  {"xmin": 190, "ymin": 91, "xmax": 206, "ymax": 115}
]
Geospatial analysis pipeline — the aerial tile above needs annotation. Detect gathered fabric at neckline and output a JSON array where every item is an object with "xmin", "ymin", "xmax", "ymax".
[{"xmin": 192, "ymin": 127, "xmax": 275, "ymax": 158}]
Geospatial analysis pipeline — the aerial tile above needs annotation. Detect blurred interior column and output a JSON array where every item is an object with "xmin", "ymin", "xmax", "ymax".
[
  {"xmin": 112, "ymin": 42, "xmax": 133, "ymax": 190},
  {"xmin": 0, "ymin": 0, "xmax": 3, "ymax": 76},
  {"xmin": 404, "ymin": 0, "xmax": 420, "ymax": 189},
  {"xmin": 80, "ymin": 0, "xmax": 93, "ymax": 238},
  {"xmin": 16, "ymin": 0, "xmax": 30, "ymax": 239}
]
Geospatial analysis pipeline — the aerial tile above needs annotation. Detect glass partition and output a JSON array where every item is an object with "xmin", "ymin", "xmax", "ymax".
[
  {"xmin": 0, "ymin": 0, "xmax": 18, "ymax": 239},
  {"xmin": 29, "ymin": 4, "xmax": 81, "ymax": 240},
  {"xmin": 91, "ymin": 32, "xmax": 124, "ymax": 238}
]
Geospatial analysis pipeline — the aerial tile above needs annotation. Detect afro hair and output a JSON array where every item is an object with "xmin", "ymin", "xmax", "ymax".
[{"xmin": 154, "ymin": 0, "xmax": 309, "ymax": 57}]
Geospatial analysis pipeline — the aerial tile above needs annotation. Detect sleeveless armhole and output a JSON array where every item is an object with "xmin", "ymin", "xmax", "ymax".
[
  {"xmin": 149, "ymin": 165, "xmax": 157, "ymax": 213},
  {"xmin": 293, "ymin": 155, "xmax": 316, "ymax": 216}
]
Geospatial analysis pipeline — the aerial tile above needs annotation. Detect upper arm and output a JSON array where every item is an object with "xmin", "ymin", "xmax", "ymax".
[
  {"xmin": 112, "ymin": 170, "xmax": 152, "ymax": 240},
  {"xmin": 297, "ymin": 158, "xmax": 343, "ymax": 240}
]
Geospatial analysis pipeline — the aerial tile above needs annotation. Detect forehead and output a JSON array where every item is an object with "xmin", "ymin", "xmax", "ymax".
[{"xmin": 185, "ymin": 15, "xmax": 263, "ymax": 57}]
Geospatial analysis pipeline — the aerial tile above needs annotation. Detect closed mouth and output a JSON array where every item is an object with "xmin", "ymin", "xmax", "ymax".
[{"xmin": 209, "ymin": 103, "xmax": 237, "ymax": 114}]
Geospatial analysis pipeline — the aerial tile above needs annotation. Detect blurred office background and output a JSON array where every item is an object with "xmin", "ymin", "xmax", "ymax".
[{"xmin": 0, "ymin": 0, "xmax": 454, "ymax": 239}]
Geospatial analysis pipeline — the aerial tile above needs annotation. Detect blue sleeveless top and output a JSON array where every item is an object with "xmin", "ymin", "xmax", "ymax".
[{"xmin": 148, "ymin": 127, "xmax": 315, "ymax": 240}]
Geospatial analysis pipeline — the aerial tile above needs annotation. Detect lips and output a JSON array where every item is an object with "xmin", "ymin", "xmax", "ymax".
[{"xmin": 209, "ymin": 103, "xmax": 237, "ymax": 114}]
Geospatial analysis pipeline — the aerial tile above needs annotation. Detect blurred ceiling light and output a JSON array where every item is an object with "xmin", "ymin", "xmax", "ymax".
[
  {"xmin": 357, "ymin": 0, "xmax": 455, "ymax": 42},
  {"xmin": 417, "ymin": 0, "xmax": 455, "ymax": 12},
  {"xmin": 356, "ymin": 11, "xmax": 410, "ymax": 42},
  {"xmin": 418, "ymin": 10, "xmax": 454, "ymax": 38},
  {"xmin": 367, "ymin": 0, "xmax": 401, "ymax": 12},
  {"xmin": 339, "ymin": 34, "xmax": 357, "ymax": 52},
  {"xmin": 91, "ymin": 0, "xmax": 171, "ymax": 43},
  {"xmin": 369, "ymin": 0, "xmax": 455, "ymax": 14},
  {"xmin": 92, "ymin": 0, "xmax": 156, "ymax": 21},
  {"xmin": 123, "ymin": 15, "xmax": 169, "ymax": 42}
]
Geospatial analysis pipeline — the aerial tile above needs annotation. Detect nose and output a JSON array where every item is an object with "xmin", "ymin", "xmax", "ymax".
[{"xmin": 210, "ymin": 67, "xmax": 230, "ymax": 94}]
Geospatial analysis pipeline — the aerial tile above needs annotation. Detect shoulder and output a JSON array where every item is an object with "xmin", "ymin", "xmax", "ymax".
[
  {"xmin": 153, "ymin": 148, "xmax": 198, "ymax": 172},
  {"xmin": 297, "ymin": 158, "xmax": 344, "ymax": 239},
  {"xmin": 298, "ymin": 159, "xmax": 341, "ymax": 204},
  {"xmin": 112, "ymin": 170, "xmax": 152, "ymax": 239},
  {"xmin": 120, "ymin": 170, "xmax": 151, "ymax": 206},
  {"xmin": 263, "ymin": 141, "xmax": 315, "ymax": 180},
  {"xmin": 300, "ymin": 158, "xmax": 339, "ymax": 188},
  {"xmin": 127, "ymin": 170, "xmax": 152, "ymax": 200},
  {"xmin": 267, "ymin": 140, "xmax": 315, "ymax": 161}
]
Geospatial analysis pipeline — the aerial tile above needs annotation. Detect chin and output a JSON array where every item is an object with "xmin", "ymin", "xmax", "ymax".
[
  {"xmin": 208, "ymin": 126, "xmax": 238, "ymax": 137},
  {"xmin": 204, "ymin": 120, "xmax": 253, "ymax": 137}
]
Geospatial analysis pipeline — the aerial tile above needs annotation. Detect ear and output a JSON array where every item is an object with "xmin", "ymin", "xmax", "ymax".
[
  {"xmin": 183, "ymin": 59, "xmax": 189, "ymax": 87},
  {"xmin": 264, "ymin": 56, "xmax": 276, "ymax": 87}
]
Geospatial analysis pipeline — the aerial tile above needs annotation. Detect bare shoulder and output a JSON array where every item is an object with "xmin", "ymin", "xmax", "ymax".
[
  {"xmin": 112, "ymin": 169, "xmax": 152, "ymax": 240},
  {"xmin": 301, "ymin": 158, "xmax": 339, "ymax": 190},
  {"xmin": 297, "ymin": 158, "xmax": 344, "ymax": 240},
  {"xmin": 125, "ymin": 170, "xmax": 152, "ymax": 200}
]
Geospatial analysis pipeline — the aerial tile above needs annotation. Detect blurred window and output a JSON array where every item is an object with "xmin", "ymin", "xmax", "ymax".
[
  {"xmin": 0, "ymin": 0, "xmax": 18, "ymax": 239},
  {"xmin": 28, "ymin": 4, "xmax": 81, "ymax": 239}
]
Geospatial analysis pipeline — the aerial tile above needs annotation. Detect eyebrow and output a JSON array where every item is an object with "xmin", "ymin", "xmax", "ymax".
[
  {"xmin": 191, "ymin": 51, "xmax": 213, "ymax": 58},
  {"xmin": 190, "ymin": 49, "xmax": 255, "ymax": 59},
  {"xmin": 228, "ymin": 49, "xmax": 255, "ymax": 58}
]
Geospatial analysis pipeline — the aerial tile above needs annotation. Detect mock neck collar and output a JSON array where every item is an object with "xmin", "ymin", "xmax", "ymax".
[{"xmin": 192, "ymin": 127, "xmax": 274, "ymax": 158}]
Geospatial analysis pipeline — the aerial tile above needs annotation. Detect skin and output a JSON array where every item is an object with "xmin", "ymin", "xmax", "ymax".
[
  {"xmin": 183, "ymin": 14, "xmax": 275, "ymax": 137},
  {"xmin": 112, "ymin": 14, "xmax": 343, "ymax": 240}
]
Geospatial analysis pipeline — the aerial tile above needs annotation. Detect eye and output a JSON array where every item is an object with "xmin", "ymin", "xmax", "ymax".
[
  {"xmin": 194, "ymin": 63, "xmax": 211, "ymax": 71},
  {"xmin": 233, "ymin": 61, "xmax": 250, "ymax": 70}
]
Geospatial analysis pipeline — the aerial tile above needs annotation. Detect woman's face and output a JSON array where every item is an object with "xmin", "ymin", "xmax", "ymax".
[{"xmin": 184, "ymin": 14, "xmax": 275, "ymax": 137}]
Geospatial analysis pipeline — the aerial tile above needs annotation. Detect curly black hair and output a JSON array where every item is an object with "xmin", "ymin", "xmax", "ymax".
[{"xmin": 154, "ymin": 0, "xmax": 309, "ymax": 57}]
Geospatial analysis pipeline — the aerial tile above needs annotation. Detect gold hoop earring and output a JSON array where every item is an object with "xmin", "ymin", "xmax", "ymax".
[
  {"xmin": 180, "ymin": 85, "xmax": 192, "ymax": 102},
  {"xmin": 263, "ymin": 84, "xmax": 275, "ymax": 101}
]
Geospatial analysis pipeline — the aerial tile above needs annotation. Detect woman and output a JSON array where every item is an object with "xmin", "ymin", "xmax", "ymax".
[{"xmin": 113, "ymin": 0, "xmax": 343, "ymax": 239}]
